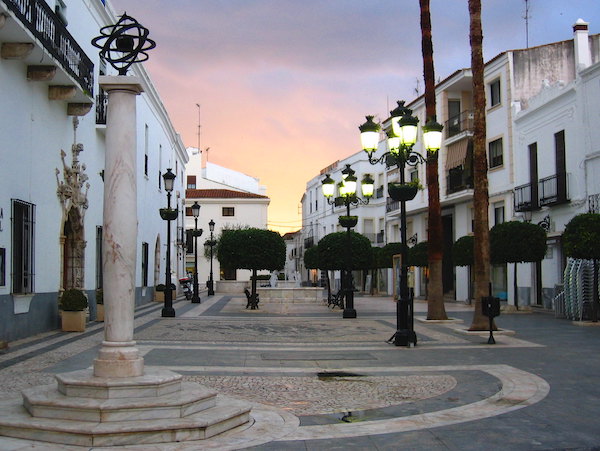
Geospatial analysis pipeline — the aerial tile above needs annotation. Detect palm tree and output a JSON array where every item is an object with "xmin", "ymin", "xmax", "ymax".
[
  {"xmin": 419, "ymin": 0, "xmax": 447, "ymax": 320},
  {"xmin": 468, "ymin": 0, "xmax": 491, "ymax": 330}
]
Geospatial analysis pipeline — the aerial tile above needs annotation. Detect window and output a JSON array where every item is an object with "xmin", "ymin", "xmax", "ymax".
[
  {"xmin": 187, "ymin": 175, "xmax": 197, "ymax": 189},
  {"xmin": 222, "ymin": 207, "xmax": 235, "ymax": 217},
  {"xmin": 141, "ymin": 242, "xmax": 149, "ymax": 287},
  {"xmin": 12, "ymin": 200, "xmax": 35, "ymax": 294},
  {"xmin": 488, "ymin": 138, "xmax": 503, "ymax": 168},
  {"xmin": 489, "ymin": 79, "xmax": 501, "ymax": 107},
  {"xmin": 409, "ymin": 169, "xmax": 419, "ymax": 183},
  {"xmin": 0, "ymin": 248, "xmax": 5, "ymax": 287},
  {"xmin": 185, "ymin": 207, "xmax": 193, "ymax": 216},
  {"xmin": 144, "ymin": 125, "xmax": 149, "ymax": 176},
  {"xmin": 493, "ymin": 202, "xmax": 505, "ymax": 225},
  {"xmin": 96, "ymin": 226, "xmax": 103, "ymax": 289}
]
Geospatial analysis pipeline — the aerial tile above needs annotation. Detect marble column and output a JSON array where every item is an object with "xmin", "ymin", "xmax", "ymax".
[{"xmin": 94, "ymin": 76, "xmax": 144, "ymax": 378}]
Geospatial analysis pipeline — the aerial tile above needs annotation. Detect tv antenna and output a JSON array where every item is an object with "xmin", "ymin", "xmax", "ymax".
[{"xmin": 523, "ymin": 0, "xmax": 531, "ymax": 48}]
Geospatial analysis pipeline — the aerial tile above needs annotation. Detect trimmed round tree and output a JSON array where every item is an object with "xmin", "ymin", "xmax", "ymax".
[
  {"xmin": 563, "ymin": 213, "xmax": 600, "ymax": 321},
  {"xmin": 318, "ymin": 231, "xmax": 372, "ymax": 299},
  {"xmin": 490, "ymin": 220, "xmax": 547, "ymax": 309},
  {"xmin": 408, "ymin": 241, "xmax": 428, "ymax": 268},
  {"xmin": 379, "ymin": 242, "xmax": 408, "ymax": 268},
  {"xmin": 217, "ymin": 228, "xmax": 286, "ymax": 299}
]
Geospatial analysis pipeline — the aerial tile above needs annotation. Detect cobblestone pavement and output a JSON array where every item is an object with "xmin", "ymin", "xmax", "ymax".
[{"xmin": 1, "ymin": 294, "xmax": 599, "ymax": 450}]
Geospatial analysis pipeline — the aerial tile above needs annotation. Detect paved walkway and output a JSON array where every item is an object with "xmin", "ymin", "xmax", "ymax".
[{"xmin": 1, "ymin": 294, "xmax": 599, "ymax": 450}]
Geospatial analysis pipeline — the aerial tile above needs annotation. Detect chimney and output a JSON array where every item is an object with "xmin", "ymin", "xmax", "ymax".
[{"xmin": 573, "ymin": 18, "xmax": 591, "ymax": 72}]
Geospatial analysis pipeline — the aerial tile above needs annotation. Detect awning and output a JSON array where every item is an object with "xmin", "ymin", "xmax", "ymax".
[{"xmin": 445, "ymin": 139, "xmax": 469, "ymax": 170}]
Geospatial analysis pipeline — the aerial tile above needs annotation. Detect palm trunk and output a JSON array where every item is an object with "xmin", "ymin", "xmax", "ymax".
[
  {"xmin": 468, "ymin": 0, "xmax": 492, "ymax": 330},
  {"xmin": 420, "ymin": 0, "xmax": 447, "ymax": 320}
]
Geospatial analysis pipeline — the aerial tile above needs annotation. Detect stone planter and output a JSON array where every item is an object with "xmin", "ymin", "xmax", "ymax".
[
  {"xmin": 388, "ymin": 182, "xmax": 418, "ymax": 202},
  {"xmin": 96, "ymin": 304, "xmax": 104, "ymax": 322},
  {"xmin": 61, "ymin": 311, "xmax": 86, "ymax": 332},
  {"xmin": 154, "ymin": 291, "xmax": 164, "ymax": 302}
]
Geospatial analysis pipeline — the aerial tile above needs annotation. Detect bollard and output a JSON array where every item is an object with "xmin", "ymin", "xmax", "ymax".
[{"xmin": 482, "ymin": 295, "xmax": 500, "ymax": 344}]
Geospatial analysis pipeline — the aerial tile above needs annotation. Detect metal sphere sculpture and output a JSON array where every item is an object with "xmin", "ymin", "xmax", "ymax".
[{"xmin": 91, "ymin": 13, "xmax": 156, "ymax": 75}]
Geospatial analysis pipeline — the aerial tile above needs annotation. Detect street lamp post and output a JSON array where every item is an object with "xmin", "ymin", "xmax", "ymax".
[
  {"xmin": 191, "ymin": 201, "xmax": 202, "ymax": 303},
  {"xmin": 207, "ymin": 219, "xmax": 216, "ymax": 296},
  {"xmin": 322, "ymin": 164, "xmax": 374, "ymax": 318},
  {"xmin": 359, "ymin": 101, "xmax": 442, "ymax": 346},
  {"xmin": 159, "ymin": 168, "xmax": 177, "ymax": 317}
]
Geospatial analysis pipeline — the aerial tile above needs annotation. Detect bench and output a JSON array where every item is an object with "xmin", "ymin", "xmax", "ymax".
[
  {"xmin": 327, "ymin": 289, "xmax": 344, "ymax": 309},
  {"xmin": 244, "ymin": 289, "xmax": 260, "ymax": 310}
]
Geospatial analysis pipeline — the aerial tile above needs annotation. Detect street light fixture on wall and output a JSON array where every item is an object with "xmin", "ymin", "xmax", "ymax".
[
  {"xmin": 359, "ymin": 101, "xmax": 443, "ymax": 346},
  {"xmin": 191, "ymin": 201, "xmax": 203, "ymax": 304},
  {"xmin": 206, "ymin": 219, "xmax": 216, "ymax": 296},
  {"xmin": 322, "ymin": 164, "xmax": 374, "ymax": 318},
  {"xmin": 159, "ymin": 168, "xmax": 177, "ymax": 317}
]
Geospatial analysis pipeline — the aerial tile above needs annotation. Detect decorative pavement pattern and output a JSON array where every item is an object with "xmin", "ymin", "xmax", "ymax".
[{"xmin": 1, "ymin": 293, "xmax": 598, "ymax": 450}]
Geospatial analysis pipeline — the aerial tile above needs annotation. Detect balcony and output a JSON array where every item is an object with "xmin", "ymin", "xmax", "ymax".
[
  {"xmin": 445, "ymin": 110, "xmax": 473, "ymax": 139},
  {"xmin": 446, "ymin": 166, "xmax": 473, "ymax": 195},
  {"xmin": 514, "ymin": 173, "xmax": 569, "ymax": 212},
  {"xmin": 514, "ymin": 182, "xmax": 537, "ymax": 212},
  {"xmin": 304, "ymin": 237, "xmax": 314, "ymax": 249},
  {"xmin": 1, "ymin": 0, "xmax": 94, "ymax": 101},
  {"xmin": 376, "ymin": 186, "xmax": 384, "ymax": 199},
  {"xmin": 386, "ymin": 198, "xmax": 399, "ymax": 213},
  {"xmin": 539, "ymin": 173, "xmax": 569, "ymax": 207}
]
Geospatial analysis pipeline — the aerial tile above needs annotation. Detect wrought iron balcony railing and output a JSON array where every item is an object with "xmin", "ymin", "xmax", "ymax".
[
  {"xmin": 539, "ymin": 173, "xmax": 569, "ymax": 206},
  {"xmin": 514, "ymin": 182, "xmax": 537, "ymax": 212},
  {"xmin": 446, "ymin": 167, "xmax": 473, "ymax": 195},
  {"xmin": 386, "ymin": 198, "xmax": 399, "ymax": 213},
  {"xmin": 514, "ymin": 173, "xmax": 569, "ymax": 212},
  {"xmin": 4, "ymin": 0, "xmax": 94, "ymax": 96},
  {"xmin": 444, "ymin": 110, "xmax": 474, "ymax": 139}
]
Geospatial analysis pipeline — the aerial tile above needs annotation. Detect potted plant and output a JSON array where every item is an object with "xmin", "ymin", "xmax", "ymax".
[
  {"xmin": 96, "ymin": 288, "xmax": 104, "ymax": 322},
  {"xmin": 60, "ymin": 288, "xmax": 88, "ymax": 332},
  {"xmin": 159, "ymin": 208, "xmax": 178, "ymax": 221},
  {"xmin": 155, "ymin": 283, "xmax": 166, "ymax": 302},
  {"xmin": 387, "ymin": 180, "xmax": 423, "ymax": 202}
]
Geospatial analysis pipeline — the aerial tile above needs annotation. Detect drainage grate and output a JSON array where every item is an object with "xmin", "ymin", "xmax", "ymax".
[{"xmin": 316, "ymin": 371, "xmax": 364, "ymax": 378}]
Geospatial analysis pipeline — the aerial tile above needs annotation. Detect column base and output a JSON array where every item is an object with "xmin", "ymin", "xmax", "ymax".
[
  {"xmin": 93, "ymin": 342, "xmax": 144, "ymax": 378},
  {"xmin": 342, "ymin": 308, "xmax": 357, "ymax": 318}
]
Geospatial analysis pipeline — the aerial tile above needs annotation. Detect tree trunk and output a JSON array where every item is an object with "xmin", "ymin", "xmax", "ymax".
[
  {"xmin": 251, "ymin": 269, "xmax": 257, "ymax": 299},
  {"xmin": 420, "ymin": 0, "xmax": 447, "ymax": 320},
  {"xmin": 468, "ymin": 0, "xmax": 492, "ymax": 330},
  {"xmin": 514, "ymin": 263, "xmax": 519, "ymax": 310}
]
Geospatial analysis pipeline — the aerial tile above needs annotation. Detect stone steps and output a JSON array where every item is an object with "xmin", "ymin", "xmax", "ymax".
[
  {"xmin": 0, "ymin": 396, "xmax": 251, "ymax": 447},
  {"xmin": 23, "ymin": 382, "xmax": 217, "ymax": 422},
  {"xmin": 0, "ymin": 367, "xmax": 252, "ymax": 447}
]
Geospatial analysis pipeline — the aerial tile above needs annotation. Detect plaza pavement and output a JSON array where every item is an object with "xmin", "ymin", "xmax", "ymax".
[{"xmin": 1, "ymin": 292, "xmax": 599, "ymax": 450}]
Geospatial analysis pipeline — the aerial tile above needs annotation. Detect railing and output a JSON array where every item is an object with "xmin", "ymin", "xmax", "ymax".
[
  {"xmin": 376, "ymin": 186, "xmax": 384, "ymax": 199},
  {"xmin": 304, "ymin": 237, "xmax": 314, "ymax": 249},
  {"xmin": 96, "ymin": 90, "xmax": 107, "ymax": 124},
  {"xmin": 513, "ymin": 182, "xmax": 537, "ymax": 212},
  {"xmin": 446, "ymin": 167, "xmax": 473, "ymax": 194},
  {"xmin": 376, "ymin": 231, "xmax": 384, "ymax": 244},
  {"xmin": 4, "ymin": 0, "xmax": 94, "ymax": 96},
  {"xmin": 386, "ymin": 198, "xmax": 399, "ymax": 213},
  {"xmin": 539, "ymin": 173, "xmax": 568, "ymax": 206},
  {"xmin": 588, "ymin": 193, "xmax": 600, "ymax": 213},
  {"xmin": 445, "ymin": 110, "xmax": 474, "ymax": 139}
]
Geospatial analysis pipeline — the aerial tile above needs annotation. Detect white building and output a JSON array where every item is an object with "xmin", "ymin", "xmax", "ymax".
[
  {"xmin": 300, "ymin": 152, "xmax": 387, "ymax": 291},
  {"xmin": 512, "ymin": 20, "xmax": 600, "ymax": 308},
  {"xmin": 0, "ymin": 0, "xmax": 187, "ymax": 342},
  {"xmin": 184, "ymin": 148, "xmax": 270, "ymax": 286},
  {"xmin": 300, "ymin": 19, "xmax": 600, "ymax": 309}
]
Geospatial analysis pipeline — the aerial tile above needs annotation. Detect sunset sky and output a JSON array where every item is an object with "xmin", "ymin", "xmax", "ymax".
[{"xmin": 111, "ymin": 0, "xmax": 600, "ymax": 234}]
